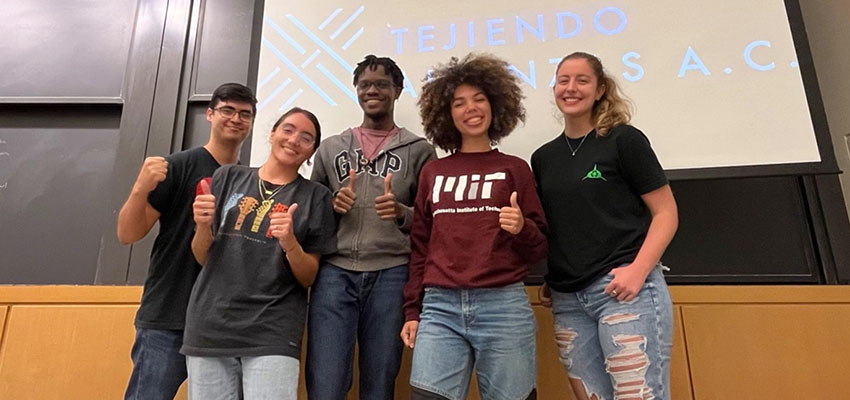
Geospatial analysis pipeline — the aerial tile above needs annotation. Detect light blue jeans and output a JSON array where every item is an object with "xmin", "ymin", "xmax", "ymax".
[
  {"xmin": 550, "ymin": 265, "xmax": 673, "ymax": 400},
  {"xmin": 186, "ymin": 355, "xmax": 299, "ymax": 400},
  {"xmin": 410, "ymin": 283, "xmax": 537, "ymax": 400}
]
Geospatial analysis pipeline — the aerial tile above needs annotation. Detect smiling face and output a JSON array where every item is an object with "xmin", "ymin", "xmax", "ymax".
[
  {"xmin": 355, "ymin": 65, "xmax": 401, "ymax": 121},
  {"xmin": 269, "ymin": 112, "xmax": 317, "ymax": 168},
  {"xmin": 206, "ymin": 100, "xmax": 254, "ymax": 145},
  {"xmin": 450, "ymin": 84, "xmax": 492, "ymax": 146},
  {"xmin": 553, "ymin": 57, "xmax": 606, "ymax": 124}
]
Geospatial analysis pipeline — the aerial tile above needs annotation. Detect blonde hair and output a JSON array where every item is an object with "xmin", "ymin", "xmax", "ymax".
[{"xmin": 556, "ymin": 52, "xmax": 633, "ymax": 136}]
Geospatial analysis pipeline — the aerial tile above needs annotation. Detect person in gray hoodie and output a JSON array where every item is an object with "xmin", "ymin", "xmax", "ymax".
[{"xmin": 306, "ymin": 55, "xmax": 437, "ymax": 400}]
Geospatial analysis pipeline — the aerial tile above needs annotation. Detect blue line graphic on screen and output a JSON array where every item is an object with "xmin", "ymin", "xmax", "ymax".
[
  {"xmin": 342, "ymin": 27, "xmax": 365, "ymax": 50},
  {"xmin": 265, "ymin": 16, "xmax": 306, "ymax": 55},
  {"xmin": 317, "ymin": 63, "xmax": 358, "ymax": 103},
  {"xmin": 257, "ymin": 78, "xmax": 292, "ymax": 111},
  {"xmin": 258, "ymin": 67, "xmax": 281, "ymax": 90},
  {"xmin": 262, "ymin": 36, "xmax": 337, "ymax": 106},
  {"xmin": 319, "ymin": 8, "xmax": 344, "ymax": 31},
  {"xmin": 259, "ymin": 7, "xmax": 366, "ymax": 110},
  {"xmin": 330, "ymin": 6, "xmax": 365, "ymax": 40},
  {"xmin": 301, "ymin": 50, "xmax": 321, "ymax": 69}
]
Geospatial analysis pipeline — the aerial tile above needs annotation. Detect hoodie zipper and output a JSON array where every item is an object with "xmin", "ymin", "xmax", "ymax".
[{"xmin": 348, "ymin": 130, "xmax": 424, "ymax": 268}]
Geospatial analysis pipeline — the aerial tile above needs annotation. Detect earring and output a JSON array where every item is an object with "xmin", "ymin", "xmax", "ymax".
[{"xmin": 306, "ymin": 158, "xmax": 312, "ymax": 166}]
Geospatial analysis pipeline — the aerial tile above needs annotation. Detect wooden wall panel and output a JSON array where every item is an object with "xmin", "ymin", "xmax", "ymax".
[
  {"xmin": 0, "ymin": 306, "xmax": 7, "ymax": 346},
  {"xmin": 0, "ymin": 285, "xmax": 848, "ymax": 399},
  {"xmin": 534, "ymin": 305, "xmax": 575, "ymax": 399},
  {"xmin": 0, "ymin": 305, "xmax": 137, "ymax": 399},
  {"xmin": 682, "ymin": 304, "xmax": 850, "ymax": 399},
  {"xmin": 670, "ymin": 305, "xmax": 694, "ymax": 400}
]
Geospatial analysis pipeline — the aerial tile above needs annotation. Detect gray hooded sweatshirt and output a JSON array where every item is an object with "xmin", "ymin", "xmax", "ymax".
[{"xmin": 311, "ymin": 127, "xmax": 437, "ymax": 271}]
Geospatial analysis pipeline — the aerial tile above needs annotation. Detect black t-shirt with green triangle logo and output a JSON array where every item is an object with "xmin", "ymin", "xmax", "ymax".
[{"xmin": 531, "ymin": 125, "xmax": 668, "ymax": 292}]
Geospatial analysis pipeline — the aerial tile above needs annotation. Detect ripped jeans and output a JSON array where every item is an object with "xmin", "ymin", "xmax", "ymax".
[{"xmin": 550, "ymin": 265, "xmax": 673, "ymax": 400}]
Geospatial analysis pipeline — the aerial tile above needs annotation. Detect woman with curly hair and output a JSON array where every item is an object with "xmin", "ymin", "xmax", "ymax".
[
  {"xmin": 400, "ymin": 53, "xmax": 548, "ymax": 400},
  {"xmin": 531, "ymin": 52, "xmax": 678, "ymax": 399}
]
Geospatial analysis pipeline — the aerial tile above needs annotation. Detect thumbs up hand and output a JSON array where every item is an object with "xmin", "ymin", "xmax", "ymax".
[
  {"xmin": 499, "ymin": 191, "xmax": 524, "ymax": 235},
  {"xmin": 333, "ymin": 169, "xmax": 357, "ymax": 214},
  {"xmin": 193, "ymin": 177, "xmax": 216, "ymax": 227},
  {"xmin": 375, "ymin": 172, "xmax": 402, "ymax": 221},
  {"xmin": 270, "ymin": 203, "xmax": 299, "ymax": 252}
]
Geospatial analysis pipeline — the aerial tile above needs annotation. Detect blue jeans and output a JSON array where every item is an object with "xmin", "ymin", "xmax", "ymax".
[
  {"xmin": 410, "ymin": 283, "xmax": 537, "ymax": 400},
  {"xmin": 124, "ymin": 328, "xmax": 187, "ymax": 400},
  {"xmin": 305, "ymin": 263, "xmax": 408, "ymax": 400},
  {"xmin": 550, "ymin": 265, "xmax": 673, "ymax": 400},
  {"xmin": 186, "ymin": 355, "xmax": 299, "ymax": 400}
]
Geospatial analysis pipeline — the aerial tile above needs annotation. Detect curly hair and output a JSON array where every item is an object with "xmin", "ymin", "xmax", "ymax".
[
  {"xmin": 556, "ymin": 52, "xmax": 633, "ymax": 136},
  {"xmin": 418, "ymin": 53, "xmax": 526, "ymax": 152}
]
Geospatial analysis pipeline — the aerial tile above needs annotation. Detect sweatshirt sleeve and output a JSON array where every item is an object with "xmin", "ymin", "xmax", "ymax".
[
  {"xmin": 511, "ymin": 162, "xmax": 549, "ymax": 264},
  {"xmin": 403, "ymin": 167, "xmax": 433, "ymax": 322},
  {"xmin": 310, "ymin": 146, "xmax": 330, "ymax": 188},
  {"xmin": 398, "ymin": 142, "xmax": 437, "ymax": 234}
]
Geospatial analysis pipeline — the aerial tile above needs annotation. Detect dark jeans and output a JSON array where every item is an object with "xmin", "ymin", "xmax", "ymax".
[
  {"xmin": 305, "ymin": 263, "xmax": 408, "ymax": 400},
  {"xmin": 124, "ymin": 328, "xmax": 187, "ymax": 400}
]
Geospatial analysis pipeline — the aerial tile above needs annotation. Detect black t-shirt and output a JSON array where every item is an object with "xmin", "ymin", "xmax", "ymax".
[
  {"xmin": 531, "ymin": 125, "xmax": 668, "ymax": 292},
  {"xmin": 181, "ymin": 165, "xmax": 337, "ymax": 359},
  {"xmin": 137, "ymin": 146, "xmax": 220, "ymax": 330}
]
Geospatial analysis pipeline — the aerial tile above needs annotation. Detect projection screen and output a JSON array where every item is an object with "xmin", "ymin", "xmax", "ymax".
[{"xmin": 250, "ymin": 0, "xmax": 829, "ymax": 176}]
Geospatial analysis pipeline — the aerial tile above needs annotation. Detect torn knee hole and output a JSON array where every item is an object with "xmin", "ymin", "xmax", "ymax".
[{"xmin": 607, "ymin": 334, "xmax": 655, "ymax": 400}]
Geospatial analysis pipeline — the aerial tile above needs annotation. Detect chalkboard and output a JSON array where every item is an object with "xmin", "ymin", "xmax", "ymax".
[
  {"xmin": 0, "ymin": 0, "xmax": 136, "ymax": 102},
  {"xmin": 0, "ymin": 105, "xmax": 122, "ymax": 283},
  {"xmin": 664, "ymin": 176, "xmax": 820, "ymax": 283}
]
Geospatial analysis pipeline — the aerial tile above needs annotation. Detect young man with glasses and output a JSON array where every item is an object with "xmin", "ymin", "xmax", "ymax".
[
  {"xmin": 117, "ymin": 82, "xmax": 257, "ymax": 400},
  {"xmin": 307, "ymin": 55, "xmax": 436, "ymax": 400}
]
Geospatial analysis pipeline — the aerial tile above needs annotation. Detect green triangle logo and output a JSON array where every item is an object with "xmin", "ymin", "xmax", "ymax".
[{"xmin": 582, "ymin": 164, "xmax": 607, "ymax": 181}]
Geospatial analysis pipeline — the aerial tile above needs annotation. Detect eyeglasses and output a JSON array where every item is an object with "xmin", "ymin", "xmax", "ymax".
[
  {"xmin": 279, "ymin": 126, "xmax": 315, "ymax": 147},
  {"xmin": 212, "ymin": 106, "xmax": 254, "ymax": 122},
  {"xmin": 355, "ymin": 80, "xmax": 394, "ymax": 91}
]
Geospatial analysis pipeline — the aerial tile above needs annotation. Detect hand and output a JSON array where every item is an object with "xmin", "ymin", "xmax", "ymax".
[
  {"xmin": 270, "ymin": 203, "xmax": 299, "ymax": 252},
  {"xmin": 499, "ymin": 192, "xmax": 524, "ymax": 235},
  {"xmin": 538, "ymin": 283, "xmax": 552, "ymax": 308},
  {"xmin": 193, "ymin": 179, "xmax": 215, "ymax": 227},
  {"xmin": 400, "ymin": 320, "xmax": 419, "ymax": 349},
  {"xmin": 134, "ymin": 156, "xmax": 167, "ymax": 193},
  {"xmin": 604, "ymin": 264, "xmax": 651, "ymax": 302},
  {"xmin": 333, "ymin": 169, "xmax": 357, "ymax": 214},
  {"xmin": 375, "ymin": 172, "xmax": 402, "ymax": 221}
]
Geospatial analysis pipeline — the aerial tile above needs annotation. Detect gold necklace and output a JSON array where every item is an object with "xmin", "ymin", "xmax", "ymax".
[{"xmin": 258, "ymin": 176, "xmax": 285, "ymax": 201}]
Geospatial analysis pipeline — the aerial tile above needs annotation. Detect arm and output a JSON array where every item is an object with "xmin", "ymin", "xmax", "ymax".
[
  {"xmin": 400, "ymin": 172, "xmax": 432, "ymax": 347},
  {"xmin": 606, "ymin": 184, "xmax": 678, "ymax": 301},
  {"xmin": 117, "ymin": 157, "xmax": 167, "ymax": 244},
  {"xmin": 397, "ymin": 144, "xmax": 437, "ymax": 234},
  {"xmin": 191, "ymin": 225, "xmax": 213, "ymax": 266},
  {"xmin": 191, "ymin": 181, "xmax": 216, "ymax": 265},
  {"xmin": 500, "ymin": 164, "xmax": 548, "ymax": 263},
  {"xmin": 284, "ymin": 242, "xmax": 320, "ymax": 287},
  {"xmin": 270, "ymin": 204, "xmax": 320, "ymax": 287}
]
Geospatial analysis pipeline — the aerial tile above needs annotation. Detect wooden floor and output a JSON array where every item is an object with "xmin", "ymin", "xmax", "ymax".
[{"xmin": 1, "ymin": 285, "xmax": 849, "ymax": 399}]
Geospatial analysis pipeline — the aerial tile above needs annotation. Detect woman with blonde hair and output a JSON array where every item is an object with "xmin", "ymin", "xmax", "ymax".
[{"xmin": 532, "ymin": 52, "xmax": 678, "ymax": 400}]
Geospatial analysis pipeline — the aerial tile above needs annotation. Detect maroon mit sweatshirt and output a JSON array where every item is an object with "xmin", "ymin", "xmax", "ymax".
[{"xmin": 403, "ymin": 150, "xmax": 548, "ymax": 322}]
